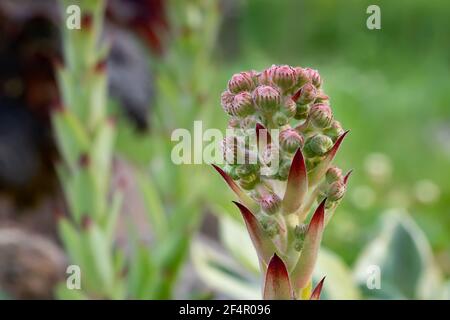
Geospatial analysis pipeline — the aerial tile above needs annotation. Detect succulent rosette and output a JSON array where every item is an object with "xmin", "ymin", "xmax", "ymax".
[{"xmin": 213, "ymin": 65, "xmax": 351, "ymax": 300}]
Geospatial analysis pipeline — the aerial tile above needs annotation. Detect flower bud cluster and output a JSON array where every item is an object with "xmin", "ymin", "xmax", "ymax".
[{"xmin": 219, "ymin": 65, "xmax": 347, "ymax": 237}]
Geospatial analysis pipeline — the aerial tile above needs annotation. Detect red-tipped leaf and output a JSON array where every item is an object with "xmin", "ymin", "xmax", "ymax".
[
  {"xmin": 233, "ymin": 201, "xmax": 276, "ymax": 266},
  {"xmin": 308, "ymin": 131, "xmax": 349, "ymax": 187},
  {"xmin": 263, "ymin": 254, "xmax": 293, "ymax": 300},
  {"xmin": 282, "ymin": 148, "xmax": 308, "ymax": 214},
  {"xmin": 310, "ymin": 276, "xmax": 326, "ymax": 300},
  {"xmin": 212, "ymin": 164, "xmax": 258, "ymax": 212},
  {"xmin": 291, "ymin": 198, "xmax": 326, "ymax": 290},
  {"xmin": 343, "ymin": 169, "xmax": 353, "ymax": 185}
]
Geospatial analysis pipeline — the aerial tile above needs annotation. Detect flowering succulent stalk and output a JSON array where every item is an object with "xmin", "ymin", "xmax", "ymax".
[{"xmin": 214, "ymin": 65, "xmax": 351, "ymax": 300}]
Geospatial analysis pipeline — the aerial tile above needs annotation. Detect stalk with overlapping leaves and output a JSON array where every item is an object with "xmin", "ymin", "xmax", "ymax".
[{"xmin": 213, "ymin": 65, "xmax": 351, "ymax": 300}]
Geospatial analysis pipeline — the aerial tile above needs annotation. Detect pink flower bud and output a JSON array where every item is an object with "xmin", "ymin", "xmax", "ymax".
[
  {"xmin": 305, "ymin": 68, "xmax": 322, "ymax": 88},
  {"xmin": 221, "ymin": 90, "xmax": 235, "ymax": 115},
  {"xmin": 280, "ymin": 128, "xmax": 304, "ymax": 153},
  {"xmin": 260, "ymin": 193, "xmax": 281, "ymax": 215},
  {"xmin": 253, "ymin": 85, "xmax": 281, "ymax": 112},
  {"xmin": 328, "ymin": 180, "xmax": 346, "ymax": 201},
  {"xmin": 304, "ymin": 134, "xmax": 333, "ymax": 157},
  {"xmin": 282, "ymin": 99, "xmax": 297, "ymax": 118},
  {"xmin": 228, "ymin": 71, "xmax": 255, "ymax": 93},
  {"xmin": 227, "ymin": 117, "xmax": 240, "ymax": 129},
  {"xmin": 326, "ymin": 166, "xmax": 343, "ymax": 183},
  {"xmin": 310, "ymin": 103, "xmax": 333, "ymax": 128},
  {"xmin": 272, "ymin": 65, "xmax": 297, "ymax": 90},
  {"xmin": 232, "ymin": 91, "xmax": 255, "ymax": 116},
  {"xmin": 258, "ymin": 65, "xmax": 276, "ymax": 85},
  {"xmin": 294, "ymin": 83, "xmax": 317, "ymax": 105},
  {"xmin": 294, "ymin": 67, "xmax": 310, "ymax": 88}
]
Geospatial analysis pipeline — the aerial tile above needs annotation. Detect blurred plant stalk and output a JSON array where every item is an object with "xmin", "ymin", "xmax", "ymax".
[
  {"xmin": 214, "ymin": 65, "xmax": 351, "ymax": 299},
  {"xmin": 53, "ymin": 0, "xmax": 124, "ymax": 299}
]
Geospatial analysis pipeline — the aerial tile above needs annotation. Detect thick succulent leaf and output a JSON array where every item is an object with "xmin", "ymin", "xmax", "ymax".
[
  {"xmin": 354, "ymin": 210, "xmax": 445, "ymax": 299},
  {"xmin": 212, "ymin": 164, "xmax": 258, "ymax": 212},
  {"xmin": 233, "ymin": 201, "xmax": 277, "ymax": 266},
  {"xmin": 310, "ymin": 277, "xmax": 326, "ymax": 300},
  {"xmin": 308, "ymin": 131, "xmax": 349, "ymax": 187},
  {"xmin": 282, "ymin": 148, "xmax": 308, "ymax": 214},
  {"xmin": 263, "ymin": 254, "xmax": 293, "ymax": 300},
  {"xmin": 291, "ymin": 199, "xmax": 326, "ymax": 291}
]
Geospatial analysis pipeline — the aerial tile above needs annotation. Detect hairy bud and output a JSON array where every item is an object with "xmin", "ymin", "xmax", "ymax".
[
  {"xmin": 306, "ymin": 68, "xmax": 321, "ymax": 88},
  {"xmin": 282, "ymin": 99, "xmax": 297, "ymax": 118},
  {"xmin": 294, "ymin": 103, "xmax": 310, "ymax": 120},
  {"xmin": 280, "ymin": 128, "xmax": 304, "ymax": 153},
  {"xmin": 272, "ymin": 65, "xmax": 297, "ymax": 90},
  {"xmin": 259, "ymin": 215, "xmax": 280, "ymax": 237},
  {"xmin": 260, "ymin": 193, "xmax": 281, "ymax": 215},
  {"xmin": 221, "ymin": 90, "xmax": 235, "ymax": 115},
  {"xmin": 236, "ymin": 164, "xmax": 258, "ymax": 178},
  {"xmin": 294, "ymin": 67, "xmax": 310, "ymax": 88},
  {"xmin": 239, "ymin": 172, "xmax": 260, "ymax": 190},
  {"xmin": 253, "ymin": 85, "xmax": 281, "ymax": 112},
  {"xmin": 328, "ymin": 180, "xmax": 346, "ymax": 201},
  {"xmin": 228, "ymin": 71, "xmax": 255, "ymax": 93},
  {"xmin": 310, "ymin": 103, "xmax": 333, "ymax": 128},
  {"xmin": 326, "ymin": 166, "xmax": 343, "ymax": 183},
  {"xmin": 324, "ymin": 120, "xmax": 344, "ymax": 141},
  {"xmin": 304, "ymin": 134, "xmax": 333, "ymax": 157},
  {"xmin": 232, "ymin": 91, "xmax": 255, "ymax": 116},
  {"xmin": 272, "ymin": 111, "xmax": 289, "ymax": 126},
  {"xmin": 295, "ymin": 83, "xmax": 317, "ymax": 105}
]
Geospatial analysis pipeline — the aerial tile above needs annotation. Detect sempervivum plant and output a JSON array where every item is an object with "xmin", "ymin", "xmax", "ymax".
[{"xmin": 213, "ymin": 65, "xmax": 351, "ymax": 300}]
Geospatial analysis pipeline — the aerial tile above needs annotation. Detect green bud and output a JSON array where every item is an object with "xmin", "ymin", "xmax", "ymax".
[
  {"xmin": 223, "ymin": 164, "xmax": 239, "ymax": 180},
  {"xmin": 272, "ymin": 111, "xmax": 289, "ymax": 126},
  {"xmin": 259, "ymin": 215, "xmax": 279, "ymax": 237},
  {"xmin": 309, "ymin": 103, "xmax": 333, "ymax": 128},
  {"xmin": 294, "ymin": 103, "xmax": 310, "ymax": 120},
  {"xmin": 281, "ymin": 99, "xmax": 297, "ymax": 118},
  {"xmin": 324, "ymin": 120, "xmax": 344, "ymax": 141},
  {"xmin": 236, "ymin": 164, "xmax": 258, "ymax": 178},
  {"xmin": 303, "ymin": 134, "xmax": 333, "ymax": 157},
  {"xmin": 239, "ymin": 173, "xmax": 259, "ymax": 190}
]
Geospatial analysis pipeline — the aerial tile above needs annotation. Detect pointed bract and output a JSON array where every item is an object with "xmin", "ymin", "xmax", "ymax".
[
  {"xmin": 212, "ymin": 164, "xmax": 258, "ymax": 212},
  {"xmin": 308, "ymin": 131, "xmax": 349, "ymax": 187},
  {"xmin": 310, "ymin": 276, "xmax": 326, "ymax": 300},
  {"xmin": 233, "ymin": 201, "xmax": 277, "ymax": 266},
  {"xmin": 343, "ymin": 169, "xmax": 353, "ymax": 185},
  {"xmin": 291, "ymin": 198, "xmax": 326, "ymax": 290},
  {"xmin": 282, "ymin": 148, "xmax": 308, "ymax": 214},
  {"xmin": 263, "ymin": 254, "xmax": 293, "ymax": 300}
]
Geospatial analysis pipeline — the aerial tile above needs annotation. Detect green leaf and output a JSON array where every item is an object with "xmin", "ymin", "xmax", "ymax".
[
  {"xmin": 191, "ymin": 239, "xmax": 261, "ymax": 299},
  {"xmin": 353, "ymin": 209, "xmax": 444, "ymax": 299}
]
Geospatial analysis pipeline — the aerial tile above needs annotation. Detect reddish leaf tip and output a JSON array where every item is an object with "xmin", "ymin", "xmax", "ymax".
[
  {"xmin": 308, "ymin": 198, "xmax": 326, "ymax": 232},
  {"xmin": 310, "ymin": 276, "xmax": 326, "ymax": 300},
  {"xmin": 343, "ymin": 169, "xmax": 353, "ymax": 185},
  {"xmin": 264, "ymin": 254, "xmax": 293, "ymax": 300}
]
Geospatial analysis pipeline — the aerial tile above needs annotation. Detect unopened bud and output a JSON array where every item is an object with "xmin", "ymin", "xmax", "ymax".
[
  {"xmin": 303, "ymin": 134, "xmax": 333, "ymax": 157},
  {"xmin": 280, "ymin": 128, "xmax": 304, "ymax": 153},
  {"xmin": 282, "ymin": 99, "xmax": 297, "ymax": 118},
  {"xmin": 306, "ymin": 68, "xmax": 321, "ymax": 88},
  {"xmin": 272, "ymin": 111, "xmax": 289, "ymax": 126},
  {"xmin": 240, "ymin": 115, "xmax": 258, "ymax": 131},
  {"xmin": 310, "ymin": 103, "xmax": 333, "ymax": 128},
  {"xmin": 236, "ymin": 164, "xmax": 258, "ymax": 178},
  {"xmin": 294, "ymin": 103, "xmax": 310, "ymax": 120},
  {"xmin": 222, "ymin": 136, "xmax": 238, "ymax": 164},
  {"xmin": 272, "ymin": 65, "xmax": 297, "ymax": 90},
  {"xmin": 227, "ymin": 117, "xmax": 240, "ymax": 129},
  {"xmin": 294, "ymin": 223, "xmax": 308, "ymax": 239},
  {"xmin": 259, "ymin": 215, "xmax": 279, "ymax": 237},
  {"xmin": 294, "ymin": 67, "xmax": 310, "ymax": 87},
  {"xmin": 295, "ymin": 83, "xmax": 317, "ymax": 105},
  {"xmin": 232, "ymin": 91, "xmax": 255, "ymax": 116},
  {"xmin": 221, "ymin": 90, "xmax": 235, "ymax": 115},
  {"xmin": 228, "ymin": 71, "xmax": 255, "ymax": 93},
  {"xmin": 239, "ymin": 172, "xmax": 259, "ymax": 190},
  {"xmin": 260, "ymin": 144, "xmax": 280, "ymax": 168},
  {"xmin": 258, "ymin": 65, "xmax": 276, "ymax": 85},
  {"xmin": 223, "ymin": 164, "xmax": 239, "ymax": 180},
  {"xmin": 260, "ymin": 193, "xmax": 281, "ymax": 215},
  {"xmin": 324, "ymin": 120, "xmax": 344, "ymax": 141},
  {"xmin": 253, "ymin": 85, "xmax": 281, "ymax": 112},
  {"xmin": 326, "ymin": 166, "xmax": 343, "ymax": 183},
  {"xmin": 328, "ymin": 180, "xmax": 346, "ymax": 201}
]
